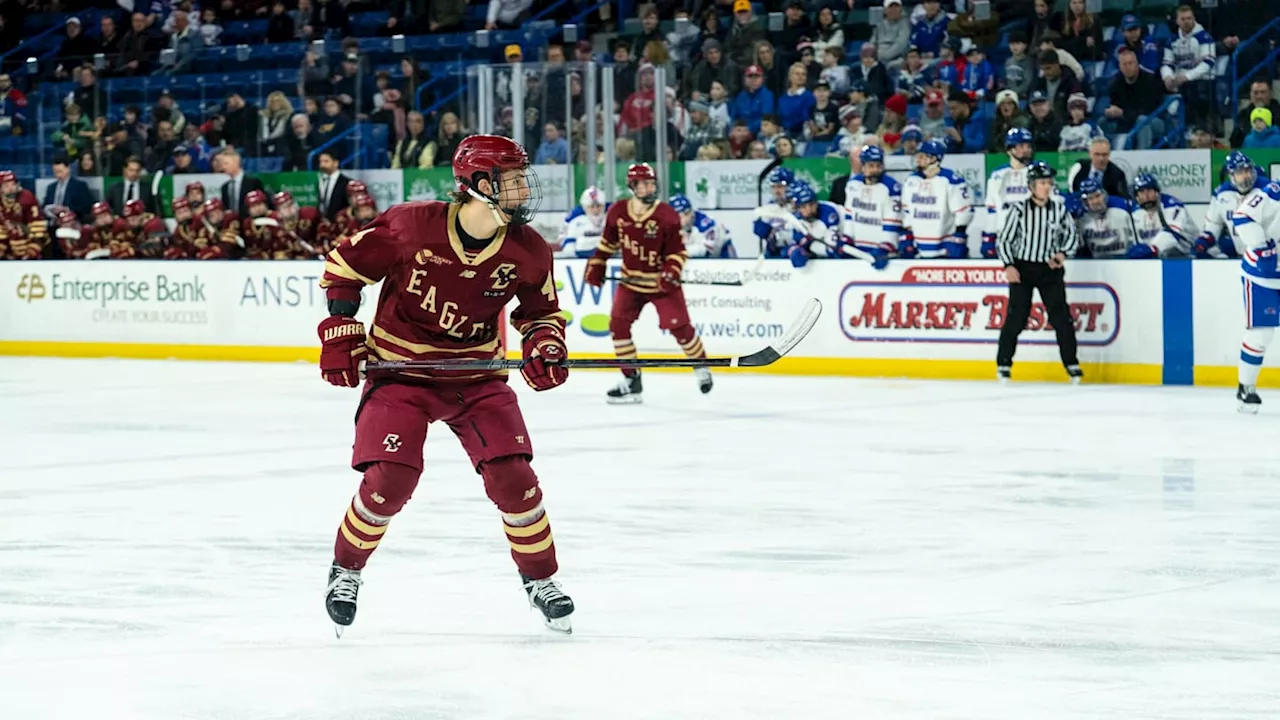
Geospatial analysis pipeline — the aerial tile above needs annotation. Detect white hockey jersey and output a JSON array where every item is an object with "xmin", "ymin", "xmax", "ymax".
[
  {"xmin": 1132, "ymin": 193, "xmax": 1196, "ymax": 257},
  {"xmin": 1232, "ymin": 182, "xmax": 1280, "ymax": 289},
  {"xmin": 557, "ymin": 210, "xmax": 608, "ymax": 258},
  {"xmin": 1077, "ymin": 196, "xmax": 1138, "ymax": 257},
  {"xmin": 793, "ymin": 201, "xmax": 849, "ymax": 258},
  {"xmin": 1204, "ymin": 177, "xmax": 1271, "ymax": 254},
  {"xmin": 985, "ymin": 163, "xmax": 1031, "ymax": 242},
  {"xmin": 755, "ymin": 199, "xmax": 796, "ymax": 257},
  {"xmin": 841, "ymin": 174, "xmax": 903, "ymax": 254},
  {"xmin": 684, "ymin": 210, "xmax": 736, "ymax": 258},
  {"xmin": 901, "ymin": 168, "xmax": 974, "ymax": 257}
]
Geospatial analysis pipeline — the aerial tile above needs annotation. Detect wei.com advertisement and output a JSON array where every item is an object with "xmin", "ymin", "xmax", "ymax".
[{"xmin": 549, "ymin": 259, "xmax": 811, "ymax": 359}]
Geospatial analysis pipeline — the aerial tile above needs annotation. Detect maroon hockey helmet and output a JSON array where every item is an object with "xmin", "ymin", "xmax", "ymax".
[
  {"xmin": 91, "ymin": 201, "xmax": 113, "ymax": 217},
  {"xmin": 56, "ymin": 210, "xmax": 77, "ymax": 226},
  {"xmin": 203, "ymin": 198, "xmax": 224, "ymax": 214},
  {"xmin": 346, "ymin": 180, "xmax": 367, "ymax": 198},
  {"xmin": 123, "ymin": 199, "xmax": 145, "ymax": 218},
  {"xmin": 452, "ymin": 134, "xmax": 541, "ymax": 225},
  {"xmin": 185, "ymin": 181, "xmax": 205, "ymax": 197},
  {"xmin": 244, "ymin": 189, "xmax": 268, "ymax": 208},
  {"xmin": 0, "ymin": 170, "xmax": 15, "ymax": 185},
  {"xmin": 171, "ymin": 197, "xmax": 190, "ymax": 212},
  {"xmin": 273, "ymin": 191, "xmax": 294, "ymax": 208},
  {"xmin": 626, "ymin": 163, "xmax": 658, "ymax": 205}
]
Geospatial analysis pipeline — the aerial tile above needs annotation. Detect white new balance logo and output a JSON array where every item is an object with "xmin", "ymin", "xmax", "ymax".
[{"xmin": 460, "ymin": 270, "xmax": 477, "ymax": 278}]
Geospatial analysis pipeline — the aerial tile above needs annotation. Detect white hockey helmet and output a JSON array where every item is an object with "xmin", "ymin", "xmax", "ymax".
[{"xmin": 580, "ymin": 186, "xmax": 605, "ymax": 208}]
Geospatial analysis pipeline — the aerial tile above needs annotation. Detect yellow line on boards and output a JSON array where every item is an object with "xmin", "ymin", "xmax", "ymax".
[
  {"xmin": 0, "ymin": 341, "xmax": 1165, "ymax": 384},
  {"xmin": 1194, "ymin": 365, "xmax": 1280, "ymax": 388}
]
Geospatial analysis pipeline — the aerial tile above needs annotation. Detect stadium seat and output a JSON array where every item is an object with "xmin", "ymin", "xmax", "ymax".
[{"xmin": 351, "ymin": 11, "xmax": 392, "ymax": 37}]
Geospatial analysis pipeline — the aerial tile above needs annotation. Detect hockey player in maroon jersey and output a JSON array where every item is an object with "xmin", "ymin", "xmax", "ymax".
[
  {"xmin": 274, "ymin": 191, "xmax": 327, "ymax": 256},
  {"xmin": 184, "ymin": 181, "xmax": 206, "ymax": 211},
  {"xmin": 331, "ymin": 179, "xmax": 366, "ymax": 230},
  {"xmin": 584, "ymin": 163, "xmax": 712, "ymax": 403},
  {"xmin": 123, "ymin": 199, "xmax": 169, "ymax": 257},
  {"xmin": 0, "ymin": 170, "xmax": 47, "ymax": 259},
  {"xmin": 239, "ymin": 189, "xmax": 288, "ymax": 259},
  {"xmin": 318, "ymin": 134, "xmax": 574, "ymax": 635},
  {"xmin": 166, "ymin": 197, "xmax": 197, "ymax": 259},
  {"xmin": 192, "ymin": 198, "xmax": 235, "ymax": 260},
  {"xmin": 86, "ymin": 202, "xmax": 125, "ymax": 257}
]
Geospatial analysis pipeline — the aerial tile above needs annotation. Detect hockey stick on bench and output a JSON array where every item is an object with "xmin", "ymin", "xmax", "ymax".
[
  {"xmin": 364, "ymin": 298, "xmax": 823, "ymax": 372},
  {"xmin": 753, "ymin": 204, "xmax": 887, "ymax": 267}
]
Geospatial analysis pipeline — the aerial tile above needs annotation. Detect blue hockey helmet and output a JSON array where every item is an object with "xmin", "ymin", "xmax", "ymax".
[
  {"xmin": 1226, "ymin": 151, "xmax": 1257, "ymax": 193},
  {"xmin": 1132, "ymin": 172, "xmax": 1160, "ymax": 197},
  {"xmin": 859, "ymin": 145, "xmax": 885, "ymax": 164},
  {"xmin": 1005, "ymin": 127, "xmax": 1033, "ymax": 149},
  {"xmin": 768, "ymin": 166, "xmax": 795, "ymax": 186},
  {"xmin": 918, "ymin": 139, "xmax": 947, "ymax": 162},
  {"xmin": 787, "ymin": 181, "xmax": 817, "ymax": 206},
  {"xmin": 1079, "ymin": 177, "xmax": 1106, "ymax": 212},
  {"xmin": 669, "ymin": 193, "xmax": 692, "ymax": 213}
]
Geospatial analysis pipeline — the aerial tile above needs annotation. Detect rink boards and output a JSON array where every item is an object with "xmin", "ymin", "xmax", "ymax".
[{"xmin": 0, "ymin": 259, "xmax": 1271, "ymax": 386}]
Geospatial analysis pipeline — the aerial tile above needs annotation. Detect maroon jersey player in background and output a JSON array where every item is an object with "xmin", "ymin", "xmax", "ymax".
[
  {"xmin": 317, "ymin": 134, "xmax": 575, "ymax": 635},
  {"xmin": 585, "ymin": 163, "xmax": 712, "ymax": 403}
]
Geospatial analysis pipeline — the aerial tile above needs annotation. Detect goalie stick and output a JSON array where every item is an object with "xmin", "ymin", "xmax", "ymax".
[{"xmin": 364, "ymin": 298, "xmax": 822, "ymax": 373}]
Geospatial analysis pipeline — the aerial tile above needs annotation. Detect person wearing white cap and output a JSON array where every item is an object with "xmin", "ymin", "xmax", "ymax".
[
  {"xmin": 870, "ymin": 0, "xmax": 911, "ymax": 69},
  {"xmin": 986, "ymin": 89, "xmax": 1028, "ymax": 153},
  {"xmin": 53, "ymin": 16, "xmax": 97, "ymax": 79}
]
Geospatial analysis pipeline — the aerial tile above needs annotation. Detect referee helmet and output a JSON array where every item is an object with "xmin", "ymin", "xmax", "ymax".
[{"xmin": 1027, "ymin": 161, "xmax": 1054, "ymax": 181}]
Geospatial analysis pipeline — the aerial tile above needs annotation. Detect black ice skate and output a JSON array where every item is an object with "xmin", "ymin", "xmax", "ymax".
[
  {"xmin": 1238, "ymin": 383, "xmax": 1261, "ymax": 414},
  {"xmin": 694, "ymin": 366, "xmax": 713, "ymax": 394},
  {"xmin": 325, "ymin": 563, "xmax": 362, "ymax": 637},
  {"xmin": 1066, "ymin": 365, "xmax": 1084, "ymax": 385},
  {"xmin": 521, "ymin": 574, "xmax": 574, "ymax": 634},
  {"xmin": 997, "ymin": 366, "xmax": 1011, "ymax": 384},
  {"xmin": 607, "ymin": 371, "xmax": 643, "ymax": 404}
]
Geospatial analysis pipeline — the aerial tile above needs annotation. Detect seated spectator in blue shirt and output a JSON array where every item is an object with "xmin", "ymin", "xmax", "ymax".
[
  {"xmin": 731, "ymin": 64, "xmax": 775, "ymax": 135},
  {"xmin": 910, "ymin": 0, "xmax": 949, "ymax": 59},
  {"xmin": 1244, "ymin": 108, "xmax": 1280, "ymax": 148},
  {"xmin": 896, "ymin": 47, "xmax": 934, "ymax": 103},
  {"xmin": 777, "ymin": 64, "xmax": 815, "ymax": 137},
  {"xmin": 943, "ymin": 88, "xmax": 987, "ymax": 153},
  {"xmin": 534, "ymin": 122, "xmax": 570, "ymax": 164},
  {"xmin": 960, "ymin": 46, "xmax": 994, "ymax": 100},
  {"xmin": 1108, "ymin": 14, "xmax": 1162, "ymax": 74}
]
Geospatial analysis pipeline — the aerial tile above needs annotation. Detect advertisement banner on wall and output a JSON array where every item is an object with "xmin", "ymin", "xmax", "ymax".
[
  {"xmin": 1012, "ymin": 149, "xmax": 1214, "ymax": 204},
  {"xmin": 685, "ymin": 159, "xmax": 773, "ymax": 209},
  {"xmin": 348, "ymin": 169, "xmax": 404, "ymax": 213}
]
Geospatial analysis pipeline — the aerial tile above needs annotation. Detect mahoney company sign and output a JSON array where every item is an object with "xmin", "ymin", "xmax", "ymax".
[{"xmin": 839, "ymin": 265, "xmax": 1119, "ymax": 345}]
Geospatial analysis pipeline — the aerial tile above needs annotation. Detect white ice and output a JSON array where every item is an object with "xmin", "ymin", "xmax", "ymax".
[{"xmin": 2, "ymin": 357, "xmax": 1279, "ymax": 720}]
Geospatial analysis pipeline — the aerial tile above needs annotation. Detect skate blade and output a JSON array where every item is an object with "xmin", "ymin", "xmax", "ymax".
[
  {"xmin": 334, "ymin": 624, "xmax": 346, "ymax": 639},
  {"xmin": 1238, "ymin": 402, "xmax": 1260, "ymax": 415},
  {"xmin": 606, "ymin": 395, "xmax": 643, "ymax": 405},
  {"xmin": 1069, "ymin": 376, "xmax": 1082, "ymax": 386},
  {"xmin": 543, "ymin": 614, "xmax": 573, "ymax": 634}
]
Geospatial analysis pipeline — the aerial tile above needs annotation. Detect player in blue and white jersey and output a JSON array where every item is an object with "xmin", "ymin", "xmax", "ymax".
[
  {"xmin": 1127, "ymin": 173, "xmax": 1195, "ymax": 258},
  {"xmin": 983, "ymin": 127, "xmax": 1036, "ymax": 258},
  {"xmin": 840, "ymin": 145, "xmax": 902, "ymax": 257},
  {"xmin": 755, "ymin": 166, "xmax": 797, "ymax": 257},
  {"xmin": 1228, "ymin": 179, "xmax": 1280, "ymax": 412},
  {"xmin": 785, "ymin": 181, "xmax": 888, "ymax": 269},
  {"xmin": 670, "ymin": 193, "xmax": 736, "ymax": 258},
  {"xmin": 1075, "ymin": 178, "xmax": 1138, "ymax": 257},
  {"xmin": 900, "ymin": 139, "xmax": 973, "ymax": 258},
  {"xmin": 1197, "ymin": 152, "xmax": 1269, "ymax": 259},
  {"xmin": 556, "ymin": 186, "xmax": 610, "ymax": 258}
]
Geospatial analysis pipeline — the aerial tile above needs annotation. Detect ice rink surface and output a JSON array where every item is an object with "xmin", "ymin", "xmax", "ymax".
[{"xmin": 2, "ymin": 357, "xmax": 1279, "ymax": 720}]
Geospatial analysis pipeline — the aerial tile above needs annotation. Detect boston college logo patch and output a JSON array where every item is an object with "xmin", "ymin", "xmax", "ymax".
[{"xmin": 383, "ymin": 433, "xmax": 403, "ymax": 452}]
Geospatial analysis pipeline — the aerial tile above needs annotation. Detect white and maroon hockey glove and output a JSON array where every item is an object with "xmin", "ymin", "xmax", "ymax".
[
  {"xmin": 317, "ymin": 315, "xmax": 368, "ymax": 387},
  {"xmin": 521, "ymin": 330, "xmax": 568, "ymax": 391}
]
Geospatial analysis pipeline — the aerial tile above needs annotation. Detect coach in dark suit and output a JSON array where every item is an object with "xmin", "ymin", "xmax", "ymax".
[
  {"xmin": 316, "ymin": 149, "xmax": 351, "ymax": 220},
  {"xmin": 107, "ymin": 156, "xmax": 156, "ymax": 214},
  {"xmin": 1067, "ymin": 137, "xmax": 1130, "ymax": 199},
  {"xmin": 43, "ymin": 157, "xmax": 94, "ymax": 221},
  {"xmin": 218, "ymin": 147, "xmax": 272, "ymax": 215}
]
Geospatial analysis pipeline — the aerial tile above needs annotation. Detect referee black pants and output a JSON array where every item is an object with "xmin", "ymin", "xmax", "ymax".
[{"xmin": 995, "ymin": 261, "xmax": 1079, "ymax": 368}]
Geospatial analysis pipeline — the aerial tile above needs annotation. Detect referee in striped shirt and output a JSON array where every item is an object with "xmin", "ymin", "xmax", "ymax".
[{"xmin": 995, "ymin": 161, "xmax": 1084, "ymax": 384}]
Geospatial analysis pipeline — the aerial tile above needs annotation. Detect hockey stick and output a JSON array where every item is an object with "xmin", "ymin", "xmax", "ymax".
[
  {"xmin": 254, "ymin": 216, "xmax": 318, "ymax": 255},
  {"xmin": 753, "ymin": 204, "xmax": 885, "ymax": 267},
  {"xmin": 757, "ymin": 158, "xmax": 783, "ymax": 258},
  {"xmin": 364, "ymin": 298, "xmax": 822, "ymax": 372},
  {"xmin": 201, "ymin": 214, "xmax": 245, "ymax": 249}
]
